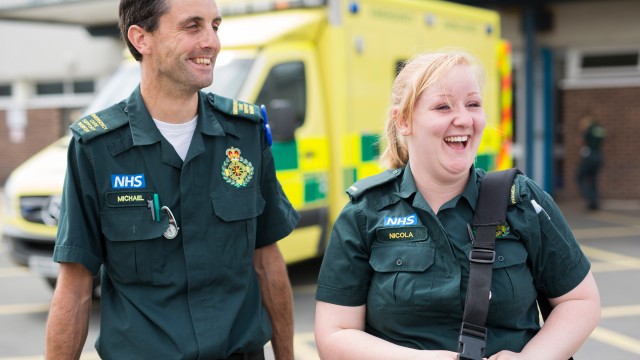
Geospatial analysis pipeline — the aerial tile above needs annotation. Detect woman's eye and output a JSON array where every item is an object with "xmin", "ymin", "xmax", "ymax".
[{"xmin": 435, "ymin": 104, "xmax": 450, "ymax": 111}]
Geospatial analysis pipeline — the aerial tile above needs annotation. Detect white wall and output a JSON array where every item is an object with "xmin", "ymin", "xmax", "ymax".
[{"xmin": 0, "ymin": 20, "xmax": 122, "ymax": 83}]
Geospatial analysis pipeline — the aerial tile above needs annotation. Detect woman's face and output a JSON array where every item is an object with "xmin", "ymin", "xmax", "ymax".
[{"xmin": 401, "ymin": 64, "xmax": 486, "ymax": 181}]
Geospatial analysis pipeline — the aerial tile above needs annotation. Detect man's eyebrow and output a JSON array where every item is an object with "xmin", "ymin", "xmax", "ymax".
[{"xmin": 179, "ymin": 15, "xmax": 222, "ymax": 26}]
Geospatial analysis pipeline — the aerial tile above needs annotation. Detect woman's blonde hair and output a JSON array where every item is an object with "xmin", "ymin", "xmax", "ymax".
[{"xmin": 380, "ymin": 50, "xmax": 486, "ymax": 169}]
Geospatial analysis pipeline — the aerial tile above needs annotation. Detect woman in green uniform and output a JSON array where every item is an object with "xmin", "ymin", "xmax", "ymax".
[{"xmin": 315, "ymin": 50, "xmax": 600, "ymax": 359}]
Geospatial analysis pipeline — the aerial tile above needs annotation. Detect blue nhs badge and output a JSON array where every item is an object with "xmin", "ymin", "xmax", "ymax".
[
  {"xmin": 383, "ymin": 213, "xmax": 417, "ymax": 227},
  {"xmin": 111, "ymin": 174, "xmax": 146, "ymax": 189}
]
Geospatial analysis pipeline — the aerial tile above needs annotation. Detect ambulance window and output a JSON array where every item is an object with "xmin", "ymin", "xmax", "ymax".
[
  {"xmin": 256, "ymin": 61, "xmax": 306, "ymax": 127},
  {"xmin": 395, "ymin": 60, "xmax": 407, "ymax": 77}
]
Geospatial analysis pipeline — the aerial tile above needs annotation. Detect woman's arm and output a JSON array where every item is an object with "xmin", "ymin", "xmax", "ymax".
[
  {"xmin": 488, "ymin": 271, "xmax": 600, "ymax": 360},
  {"xmin": 315, "ymin": 301, "xmax": 458, "ymax": 360}
]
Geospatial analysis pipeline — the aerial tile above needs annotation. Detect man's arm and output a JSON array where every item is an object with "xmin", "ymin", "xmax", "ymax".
[
  {"xmin": 45, "ymin": 262, "xmax": 94, "ymax": 360},
  {"xmin": 253, "ymin": 243, "xmax": 294, "ymax": 360}
]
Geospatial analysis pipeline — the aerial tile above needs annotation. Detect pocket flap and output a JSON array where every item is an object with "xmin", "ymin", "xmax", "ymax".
[
  {"xmin": 211, "ymin": 187, "xmax": 265, "ymax": 222},
  {"xmin": 370, "ymin": 243, "xmax": 435, "ymax": 272},
  {"xmin": 100, "ymin": 209, "xmax": 167, "ymax": 241},
  {"xmin": 493, "ymin": 240, "xmax": 528, "ymax": 269}
]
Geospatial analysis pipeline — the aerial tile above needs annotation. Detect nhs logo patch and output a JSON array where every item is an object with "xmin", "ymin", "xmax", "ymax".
[
  {"xmin": 111, "ymin": 174, "xmax": 146, "ymax": 189},
  {"xmin": 383, "ymin": 213, "xmax": 417, "ymax": 227}
]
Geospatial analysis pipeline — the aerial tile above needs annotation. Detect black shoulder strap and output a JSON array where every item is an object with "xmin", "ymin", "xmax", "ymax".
[{"xmin": 458, "ymin": 168, "xmax": 521, "ymax": 360}]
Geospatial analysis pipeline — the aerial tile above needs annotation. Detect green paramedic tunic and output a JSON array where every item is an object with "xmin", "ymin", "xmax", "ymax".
[
  {"xmin": 54, "ymin": 87, "xmax": 300, "ymax": 359},
  {"xmin": 316, "ymin": 165, "xmax": 590, "ymax": 356}
]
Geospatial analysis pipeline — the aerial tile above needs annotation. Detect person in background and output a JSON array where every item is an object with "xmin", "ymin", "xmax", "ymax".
[
  {"xmin": 45, "ymin": 0, "xmax": 299, "ymax": 359},
  {"xmin": 576, "ymin": 115, "xmax": 606, "ymax": 210},
  {"xmin": 314, "ymin": 50, "xmax": 600, "ymax": 359}
]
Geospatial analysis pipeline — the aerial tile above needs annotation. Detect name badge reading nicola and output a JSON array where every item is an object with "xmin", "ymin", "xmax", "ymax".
[{"xmin": 376, "ymin": 226, "xmax": 428, "ymax": 242}]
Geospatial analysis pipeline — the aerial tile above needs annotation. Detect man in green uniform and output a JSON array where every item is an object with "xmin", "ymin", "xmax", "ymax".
[
  {"xmin": 576, "ymin": 115, "xmax": 606, "ymax": 210},
  {"xmin": 44, "ymin": 0, "xmax": 299, "ymax": 359}
]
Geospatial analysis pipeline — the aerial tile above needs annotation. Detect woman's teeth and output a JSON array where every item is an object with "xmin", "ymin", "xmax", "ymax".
[{"xmin": 444, "ymin": 136, "xmax": 469, "ymax": 143}]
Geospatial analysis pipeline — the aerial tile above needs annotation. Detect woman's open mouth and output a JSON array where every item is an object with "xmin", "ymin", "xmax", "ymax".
[{"xmin": 444, "ymin": 135, "xmax": 469, "ymax": 150}]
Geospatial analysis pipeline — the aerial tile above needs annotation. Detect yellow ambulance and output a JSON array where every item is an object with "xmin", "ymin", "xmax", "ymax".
[{"xmin": 2, "ymin": 0, "xmax": 513, "ymax": 287}]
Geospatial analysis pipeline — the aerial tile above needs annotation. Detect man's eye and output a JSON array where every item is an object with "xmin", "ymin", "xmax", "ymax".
[{"xmin": 212, "ymin": 25, "xmax": 219, "ymax": 32}]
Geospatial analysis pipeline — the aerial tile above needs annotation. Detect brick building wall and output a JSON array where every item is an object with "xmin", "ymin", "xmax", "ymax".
[
  {"xmin": 0, "ymin": 108, "xmax": 66, "ymax": 184},
  {"xmin": 561, "ymin": 86, "xmax": 640, "ymax": 200}
]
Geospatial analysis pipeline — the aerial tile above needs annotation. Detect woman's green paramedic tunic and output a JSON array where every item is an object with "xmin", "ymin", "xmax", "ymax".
[{"xmin": 316, "ymin": 165, "xmax": 590, "ymax": 356}]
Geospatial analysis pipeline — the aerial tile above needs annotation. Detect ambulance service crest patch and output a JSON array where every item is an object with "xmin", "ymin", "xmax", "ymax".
[{"xmin": 221, "ymin": 147, "xmax": 254, "ymax": 188}]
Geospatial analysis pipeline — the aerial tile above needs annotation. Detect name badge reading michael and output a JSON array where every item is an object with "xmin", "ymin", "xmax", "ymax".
[
  {"xmin": 376, "ymin": 226, "xmax": 428, "ymax": 242},
  {"xmin": 106, "ymin": 191, "xmax": 154, "ymax": 207}
]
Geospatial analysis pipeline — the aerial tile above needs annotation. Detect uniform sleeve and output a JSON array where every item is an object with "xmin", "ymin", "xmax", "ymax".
[
  {"xmin": 255, "ymin": 144, "xmax": 300, "ymax": 248},
  {"xmin": 316, "ymin": 202, "xmax": 372, "ymax": 306},
  {"xmin": 517, "ymin": 177, "xmax": 591, "ymax": 298},
  {"xmin": 53, "ymin": 137, "xmax": 104, "ymax": 275}
]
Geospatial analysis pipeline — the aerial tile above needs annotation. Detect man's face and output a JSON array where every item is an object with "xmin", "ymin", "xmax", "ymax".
[{"xmin": 145, "ymin": 0, "xmax": 222, "ymax": 93}]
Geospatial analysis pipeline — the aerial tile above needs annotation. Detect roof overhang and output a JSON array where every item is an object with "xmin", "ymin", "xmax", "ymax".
[{"xmin": 0, "ymin": 0, "xmax": 119, "ymax": 27}]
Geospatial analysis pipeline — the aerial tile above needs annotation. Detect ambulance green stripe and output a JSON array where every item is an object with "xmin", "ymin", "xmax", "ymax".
[
  {"xmin": 271, "ymin": 141, "xmax": 298, "ymax": 171},
  {"xmin": 361, "ymin": 135, "xmax": 380, "ymax": 162}
]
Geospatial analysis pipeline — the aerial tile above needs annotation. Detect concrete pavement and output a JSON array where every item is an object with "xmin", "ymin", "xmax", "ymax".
[{"xmin": 558, "ymin": 198, "xmax": 640, "ymax": 359}]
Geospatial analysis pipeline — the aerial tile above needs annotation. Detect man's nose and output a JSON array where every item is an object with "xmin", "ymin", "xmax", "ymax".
[{"xmin": 201, "ymin": 27, "xmax": 219, "ymax": 49}]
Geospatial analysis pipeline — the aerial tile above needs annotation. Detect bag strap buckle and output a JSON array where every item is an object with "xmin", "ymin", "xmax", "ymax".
[
  {"xmin": 457, "ymin": 322, "xmax": 487, "ymax": 360},
  {"xmin": 468, "ymin": 248, "xmax": 496, "ymax": 264}
]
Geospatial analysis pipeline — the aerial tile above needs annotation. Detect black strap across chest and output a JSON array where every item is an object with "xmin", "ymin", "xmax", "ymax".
[
  {"xmin": 458, "ymin": 168, "xmax": 520, "ymax": 360},
  {"xmin": 456, "ymin": 168, "xmax": 573, "ymax": 360}
]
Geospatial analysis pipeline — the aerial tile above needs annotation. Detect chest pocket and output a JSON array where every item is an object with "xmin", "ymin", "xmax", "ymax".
[
  {"xmin": 211, "ymin": 187, "xmax": 265, "ymax": 268},
  {"xmin": 488, "ymin": 240, "xmax": 537, "ymax": 320},
  {"xmin": 368, "ymin": 242, "xmax": 436, "ymax": 313},
  {"xmin": 101, "ymin": 209, "xmax": 176, "ymax": 286}
]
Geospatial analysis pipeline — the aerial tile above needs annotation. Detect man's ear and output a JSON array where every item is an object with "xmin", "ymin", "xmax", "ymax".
[
  {"xmin": 127, "ymin": 24, "xmax": 151, "ymax": 56},
  {"xmin": 393, "ymin": 107, "xmax": 411, "ymax": 136}
]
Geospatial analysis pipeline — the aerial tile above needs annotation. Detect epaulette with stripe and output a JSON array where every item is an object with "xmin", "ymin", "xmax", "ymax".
[
  {"xmin": 70, "ymin": 102, "xmax": 128, "ymax": 143},
  {"xmin": 206, "ymin": 93, "xmax": 261, "ymax": 123},
  {"xmin": 346, "ymin": 169, "xmax": 403, "ymax": 201}
]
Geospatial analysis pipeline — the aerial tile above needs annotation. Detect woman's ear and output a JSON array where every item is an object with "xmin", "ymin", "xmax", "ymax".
[
  {"xmin": 393, "ymin": 107, "xmax": 411, "ymax": 135},
  {"xmin": 128, "ymin": 24, "xmax": 151, "ymax": 56}
]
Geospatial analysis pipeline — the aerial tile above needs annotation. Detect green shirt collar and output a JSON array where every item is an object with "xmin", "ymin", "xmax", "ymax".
[
  {"xmin": 398, "ymin": 163, "xmax": 480, "ymax": 212},
  {"xmin": 125, "ymin": 87, "xmax": 225, "ymax": 146}
]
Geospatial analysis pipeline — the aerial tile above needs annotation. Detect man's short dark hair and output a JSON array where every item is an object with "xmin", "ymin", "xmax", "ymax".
[{"xmin": 119, "ymin": 0, "xmax": 170, "ymax": 61}]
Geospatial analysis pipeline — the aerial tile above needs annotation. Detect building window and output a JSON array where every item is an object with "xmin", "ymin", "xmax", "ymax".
[
  {"xmin": 0, "ymin": 84, "xmax": 11, "ymax": 97},
  {"xmin": 36, "ymin": 82, "xmax": 64, "ymax": 95},
  {"xmin": 73, "ymin": 80, "xmax": 94, "ymax": 94},
  {"xmin": 35, "ymin": 80, "xmax": 95, "ymax": 95},
  {"xmin": 581, "ymin": 53, "xmax": 639, "ymax": 69}
]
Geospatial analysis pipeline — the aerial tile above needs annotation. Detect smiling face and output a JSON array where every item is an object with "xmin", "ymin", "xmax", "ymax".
[
  {"xmin": 142, "ymin": 0, "xmax": 222, "ymax": 94},
  {"xmin": 400, "ymin": 64, "xmax": 486, "ymax": 182}
]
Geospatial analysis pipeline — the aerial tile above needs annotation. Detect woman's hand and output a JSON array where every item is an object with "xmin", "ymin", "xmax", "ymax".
[{"xmin": 485, "ymin": 350, "xmax": 529, "ymax": 360}]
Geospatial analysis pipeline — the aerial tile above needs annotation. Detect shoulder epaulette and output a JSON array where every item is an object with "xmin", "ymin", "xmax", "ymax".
[
  {"xmin": 207, "ymin": 93, "xmax": 261, "ymax": 122},
  {"xmin": 70, "ymin": 102, "xmax": 128, "ymax": 142},
  {"xmin": 346, "ymin": 169, "xmax": 402, "ymax": 201}
]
